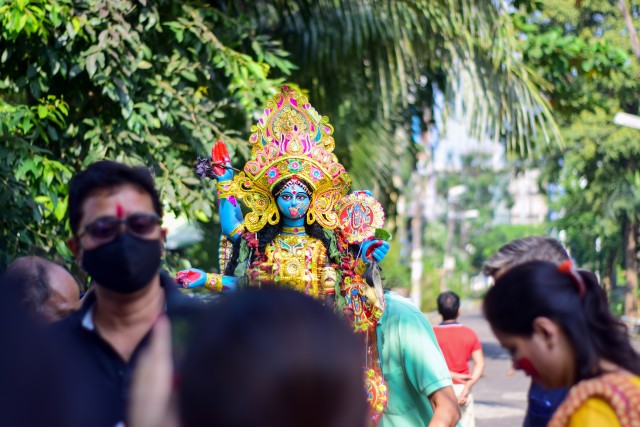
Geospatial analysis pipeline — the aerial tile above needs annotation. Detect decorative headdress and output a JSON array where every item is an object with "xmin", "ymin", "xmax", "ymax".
[{"xmin": 224, "ymin": 86, "xmax": 351, "ymax": 232}]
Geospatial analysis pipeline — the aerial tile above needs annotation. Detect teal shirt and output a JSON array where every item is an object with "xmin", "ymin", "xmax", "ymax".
[{"xmin": 376, "ymin": 292, "xmax": 455, "ymax": 427}]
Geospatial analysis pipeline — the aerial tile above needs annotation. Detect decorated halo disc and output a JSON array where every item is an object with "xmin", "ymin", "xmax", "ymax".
[{"xmin": 335, "ymin": 192, "xmax": 385, "ymax": 244}]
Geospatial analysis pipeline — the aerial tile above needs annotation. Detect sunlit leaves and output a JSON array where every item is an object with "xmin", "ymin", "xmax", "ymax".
[{"xmin": 0, "ymin": 0, "xmax": 294, "ymax": 267}]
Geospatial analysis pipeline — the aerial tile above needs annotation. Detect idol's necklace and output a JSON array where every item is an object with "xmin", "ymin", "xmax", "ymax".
[{"xmin": 281, "ymin": 226, "xmax": 305, "ymax": 235}]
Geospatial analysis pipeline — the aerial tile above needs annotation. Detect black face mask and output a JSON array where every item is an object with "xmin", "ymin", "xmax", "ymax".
[{"xmin": 82, "ymin": 233, "xmax": 162, "ymax": 294}]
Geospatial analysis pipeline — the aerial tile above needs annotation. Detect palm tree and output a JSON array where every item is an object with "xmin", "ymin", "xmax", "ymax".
[{"xmin": 221, "ymin": 0, "xmax": 560, "ymax": 197}]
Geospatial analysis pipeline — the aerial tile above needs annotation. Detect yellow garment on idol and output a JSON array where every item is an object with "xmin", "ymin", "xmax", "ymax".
[
  {"xmin": 562, "ymin": 375, "xmax": 640, "ymax": 427},
  {"xmin": 246, "ymin": 233, "xmax": 329, "ymax": 298}
]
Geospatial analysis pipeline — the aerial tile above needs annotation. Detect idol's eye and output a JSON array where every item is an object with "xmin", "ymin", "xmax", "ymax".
[
  {"xmin": 296, "ymin": 194, "xmax": 308, "ymax": 201},
  {"xmin": 281, "ymin": 194, "xmax": 292, "ymax": 201}
]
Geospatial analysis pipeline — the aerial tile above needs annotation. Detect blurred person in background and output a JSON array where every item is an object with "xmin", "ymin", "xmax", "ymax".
[
  {"xmin": 53, "ymin": 160, "xmax": 200, "ymax": 427},
  {"xmin": 0, "ymin": 269, "xmax": 94, "ymax": 427},
  {"xmin": 434, "ymin": 291, "xmax": 484, "ymax": 427},
  {"xmin": 6, "ymin": 255, "xmax": 80, "ymax": 322},
  {"xmin": 483, "ymin": 236, "xmax": 570, "ymax": 427},
  {"xmin": 128, "ymin": 287, "xmax": 368, "ymax": 427},
  {"xmin": 484, "ymin": 261, "xmax": 640, "ymax": 426}
]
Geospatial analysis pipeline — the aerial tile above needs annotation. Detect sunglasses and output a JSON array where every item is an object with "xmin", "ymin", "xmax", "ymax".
[{"xmin": 79, "ymin": 213, "xmax": 161, "ymax": 241}]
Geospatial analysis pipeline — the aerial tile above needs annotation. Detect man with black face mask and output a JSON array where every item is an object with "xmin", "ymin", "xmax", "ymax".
[{"xmin": 52, "ymin": 160, "xmax": 199, "ymax": 427}]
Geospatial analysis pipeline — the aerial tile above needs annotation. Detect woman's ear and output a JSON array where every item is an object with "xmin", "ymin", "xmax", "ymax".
[{"xmin": 532, "ymin": 316, "xmax": 562, "ymax": 349}]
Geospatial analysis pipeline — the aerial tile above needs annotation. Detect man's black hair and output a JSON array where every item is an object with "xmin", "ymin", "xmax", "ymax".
[
  {"xmin": 437, "ymin": 291, "xmax": 460, "ymax": 321},
  {"xmin": 67, "ymin": 160, "xmax": 162, "ymax": 234},
  {"xmin": 6, "ymin": 256, "xmax": 51, "ymax": 313}
]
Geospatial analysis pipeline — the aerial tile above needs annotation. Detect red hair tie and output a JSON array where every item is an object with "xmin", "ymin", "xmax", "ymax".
[{"xmin": 558, "ymin": 260, "xmax": 586, "ymax": 298}]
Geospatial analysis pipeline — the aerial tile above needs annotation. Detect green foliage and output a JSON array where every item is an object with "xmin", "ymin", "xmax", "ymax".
[
  {"xmin": 469, "ymin": 223, "xmax": 547, "ymax": 271},
  {"xmin": 0, "ymin": 0, "xmax": 293, "ymax": 268},
  {"xmin": 379, "ymin": 242, "xmax": 410, "ymax": 289},
  {"xmin": 519, "ymin": 0, "xmax": 640, "ymax": 300},
  {"xmin": 513, "ymin": 6, "xmax": 628, "ymax": 117}
]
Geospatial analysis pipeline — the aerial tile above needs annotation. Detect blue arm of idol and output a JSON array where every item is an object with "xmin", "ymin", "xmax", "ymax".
[
  {"xmin": 175, "ymin": 268, "xmax": 238, "ymax": 293},
  {"xmin": 217, "ymin": 163, "xmax": 243, "ymax": 242},
  {"xmin": 219, "ymin": 199, "xmax": 242, "ymax": 242},
  {"xmin": 175, "ymin": 268, "xmax": 208, "ymax": 289}
]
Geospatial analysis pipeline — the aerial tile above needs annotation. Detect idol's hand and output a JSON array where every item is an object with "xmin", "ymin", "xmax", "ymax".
[
  {"xmin": 216, "ymin": 161, "xmax": 234, "ymax": 181},
  {"xmin": 361, "ymin": 239, "xmax": 390, "ymax": 263},
  {"xmin": 175, "ymin": 268, "xmax": 207, "ymax": 289},
  {"xmin": 211, "ymin": 140, "xmax": 233, "ymax": 179}
]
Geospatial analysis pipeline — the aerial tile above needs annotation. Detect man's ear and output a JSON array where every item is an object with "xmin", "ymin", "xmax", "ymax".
[
  {"xmin": 532, "ymin": 316, "xmax": 561, "ymax": 349},
  {"xmin": 67, "ymin": 237, "xmax": 80, "ymax": 258}
]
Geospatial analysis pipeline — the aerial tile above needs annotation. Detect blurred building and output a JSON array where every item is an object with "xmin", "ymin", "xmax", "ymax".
[{"xmin": 508, "ymin": 168, "xmax": 548, "ymax": 225}]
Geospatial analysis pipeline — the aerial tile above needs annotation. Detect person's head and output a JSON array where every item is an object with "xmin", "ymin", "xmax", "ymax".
[
  {"xmin": 483, "ymin": 261, "xmax": 640, "ymax": 389},
  {"xmin": 274, "ymin": 177, "xmax": 312, "ymax": 221},
  {"xmin": 180, "ymin": 287, "xmax": 367, "ymax": 427},
  {"xmin": 437, "ymin": 291, "xmax": 460, "ymax": 321},
  {"xmin": 6, "ymin": 256, "xmax": 80, "ymax": 322},
  {"xmin": 0, "ymin": 270, "xmax": 98, "ymax": 427},
  {"xmin": 67, "ymin": 161, "xmax": 165, "ymax": 294},
  {"xmin": 482, "ymin": 236, "xmax": 569, "ymax": 279}
]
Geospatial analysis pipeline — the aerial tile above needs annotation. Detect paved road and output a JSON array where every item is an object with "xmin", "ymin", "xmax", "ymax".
[{"xmin": 456, "ymin": 306, "xmax": 529, "ymax": 427}]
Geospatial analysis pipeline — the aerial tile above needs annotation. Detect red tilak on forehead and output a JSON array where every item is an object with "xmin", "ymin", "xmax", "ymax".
[{"xmin": 116, "ymin": 203, "xmax": 124, "ymax": 218}]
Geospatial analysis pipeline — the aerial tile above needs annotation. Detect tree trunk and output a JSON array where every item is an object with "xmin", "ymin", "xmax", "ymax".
[
  {"xmin": 409, "ymin": 175, "xmax": 424, "ymax": 307},
  {"xmin": 602, "ymin": 248, "xmax": 617, "ymax": 296},
  {"xmin": 409, "ymin": 110, "xmax": 433, "ymax": 307},
  {"xmin": 618, "ymin": 0, "xmax": 640, "ymax": 63},
  {"xmin": 624, "ymin": 219, "xmax": 639, "ymax": 316}
]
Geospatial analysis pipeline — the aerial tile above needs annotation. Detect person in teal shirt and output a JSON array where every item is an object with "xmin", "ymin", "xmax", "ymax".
[{"xmin": 377, "ymin": 291, "xmax": 461, "ymax": 427}]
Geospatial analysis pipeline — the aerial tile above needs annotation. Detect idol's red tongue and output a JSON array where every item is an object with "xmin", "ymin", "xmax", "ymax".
[{"xmin": 289, "ymin": 208, "xmax": 299, "ymax": 217}]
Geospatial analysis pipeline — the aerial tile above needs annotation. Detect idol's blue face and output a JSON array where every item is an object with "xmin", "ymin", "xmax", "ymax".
[{"xmin": 276, "ymin": 183, "xmax": 310, "ymax": 220}]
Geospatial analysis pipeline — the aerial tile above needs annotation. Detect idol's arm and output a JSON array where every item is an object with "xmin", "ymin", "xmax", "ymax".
[
  {"xmin": 218, "ymin": 197, "xmax": 243, "ymax": 242},
  {"xmin": 175, "ymin": 268, "xmax": 238, "ymax": 293},
  {"xmin": 216, "ymin": 165, "xmax": 244, "ymax": 243}
]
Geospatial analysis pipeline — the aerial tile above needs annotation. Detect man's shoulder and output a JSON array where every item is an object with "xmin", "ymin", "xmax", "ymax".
[
  {"xmin": 385, "ymin": 292, "xmax": 421, "ymax": 312},
  {"xmin": 47, "ymin": 307, "xmax": 90, "ymax": 348},
  {"xmin": 433, "ymin": 322, "xmax": 479, "ymax": 342},
  {"xmin": 383, "ymin": 292, "xmax": 431, "ymax": 327}
]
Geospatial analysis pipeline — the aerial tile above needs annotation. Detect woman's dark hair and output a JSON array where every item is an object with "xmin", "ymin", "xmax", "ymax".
[
  {"xmin": 483, "ymin": 261, "xmax": 640, "ymax": 382},
  {"xmin": 224, "ymin": 177, "xmax": 336, "ymax": 276},
  {"xmin": 179, "ymin": 287, "xmax": 367, "ymax": 427}
]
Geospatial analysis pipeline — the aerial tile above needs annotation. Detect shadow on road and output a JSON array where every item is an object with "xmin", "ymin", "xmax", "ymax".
[{"xmin": 481, "ymin": 341, "xmax": 511, "ymax": 360}]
